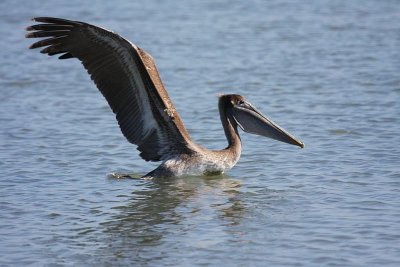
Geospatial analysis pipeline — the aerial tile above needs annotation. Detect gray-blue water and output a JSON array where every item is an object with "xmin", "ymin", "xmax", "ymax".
[{"xmin": 1, "ymin": 0, "xmax": 400, "ymax": 266}]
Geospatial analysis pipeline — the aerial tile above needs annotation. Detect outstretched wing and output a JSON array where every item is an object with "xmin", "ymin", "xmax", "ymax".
[{"xmin": 26, "ymin": 17, "xmax": 194, "ymax": 161}]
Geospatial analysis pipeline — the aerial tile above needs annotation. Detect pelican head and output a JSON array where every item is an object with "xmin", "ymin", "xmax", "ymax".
[{"xmin": 221, "ymin": 94, "xmax": 304, "ymax": 148}]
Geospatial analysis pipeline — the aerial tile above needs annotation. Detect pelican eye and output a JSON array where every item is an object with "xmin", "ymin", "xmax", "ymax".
[{"xmin": 237, "ymin": 100, "xmax": 245, "ymax": 106}]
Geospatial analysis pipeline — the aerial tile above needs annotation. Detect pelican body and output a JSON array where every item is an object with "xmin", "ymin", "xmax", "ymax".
[{"xmin": 26, "ymin": 17, "xmax": 304, "ymax": 178}]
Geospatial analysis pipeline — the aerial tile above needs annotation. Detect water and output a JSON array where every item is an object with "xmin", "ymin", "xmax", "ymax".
[{"xmin": 1, "ymin": 0, "xmax": 400, "ymax": 266}]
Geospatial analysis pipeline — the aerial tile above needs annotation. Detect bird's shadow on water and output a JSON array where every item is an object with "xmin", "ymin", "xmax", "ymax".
[{"xmin": 96, "ymin": 174, "xmax": 245, "ymax": 262}]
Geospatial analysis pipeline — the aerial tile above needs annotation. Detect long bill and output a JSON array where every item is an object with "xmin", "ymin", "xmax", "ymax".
[{"xmin": 231, "ymin": 103, "xmax": 304, "ymax": 148}]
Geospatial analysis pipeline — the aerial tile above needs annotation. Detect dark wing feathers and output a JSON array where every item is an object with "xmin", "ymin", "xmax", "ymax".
[{"xmin": 26, "ymin": 17, "xmax": 194, "ymax": 161}]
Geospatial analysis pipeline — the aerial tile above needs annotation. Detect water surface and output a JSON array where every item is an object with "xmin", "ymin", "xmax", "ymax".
[{"xmin": 1, "ymin": 0, "xmax": 400, "ymax": 266}]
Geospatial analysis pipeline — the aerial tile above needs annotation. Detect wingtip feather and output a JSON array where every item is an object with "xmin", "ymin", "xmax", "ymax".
[
  {"xmin": 25, "ymin": 32, "xmax": 34, "ymax": 38},
  {"xmin": 31, "ymin": 17, "xmax": 79, "ymax": 25},
  {"xmin": 58, "ymin": 52, "xmax": 74, "ymax": 59}
]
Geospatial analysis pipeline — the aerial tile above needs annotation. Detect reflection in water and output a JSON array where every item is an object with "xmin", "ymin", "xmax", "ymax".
[{"xmin": 98, "ymin": 176, "xmax": 244, "ymax": 263}]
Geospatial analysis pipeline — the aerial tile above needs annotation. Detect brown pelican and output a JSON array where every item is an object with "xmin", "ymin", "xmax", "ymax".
[{"xmin": 26, "ymin": 17, "xmax": 304, "ymax": 178}]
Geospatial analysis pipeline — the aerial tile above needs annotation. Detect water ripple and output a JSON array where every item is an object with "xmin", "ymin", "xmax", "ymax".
[{"xmin": 1, "ymin": 0, "xmax": 400, "ymax": 266}]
